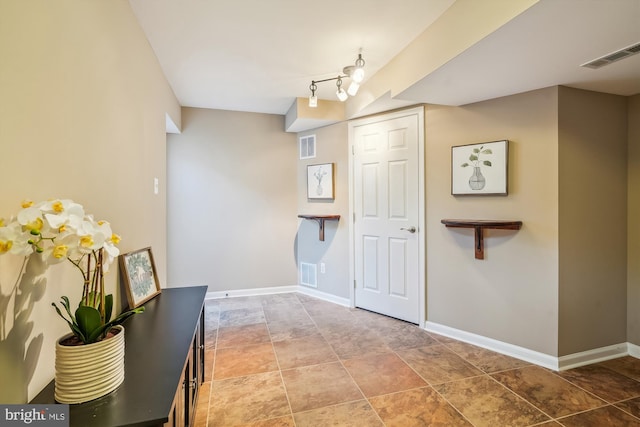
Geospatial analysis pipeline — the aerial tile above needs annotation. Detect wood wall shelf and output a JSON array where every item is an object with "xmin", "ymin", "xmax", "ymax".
[
  {"xmin": 441, "ymin": 219, "xmax": 522, "ymax": 259},
  {"xmin": 298, "ymin": 215, "xmax": 340, "ymax": 241}
]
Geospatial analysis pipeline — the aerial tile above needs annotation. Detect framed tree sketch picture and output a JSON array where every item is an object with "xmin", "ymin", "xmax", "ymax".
[
  {"xmin": 451, "ymin": 140, "xmax": 509, "ymax": 196},
  {"xmin": 307, "ymin": 163, "xmax": 335, "ymax": 200},
  {"xmin": 119, "ymin": 247, "xmax": 161, "ymax": 308}
]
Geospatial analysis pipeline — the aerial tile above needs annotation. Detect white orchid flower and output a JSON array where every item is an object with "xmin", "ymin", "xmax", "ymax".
[
  {"xmin": 42, "ymin": 233, "xmax": 79, "ymax": 265},
  {"xmin": 0, "ymin": 221, "xmax": 33, "ymax": 256},
  {"xmin": 43, "ymin": 200, "xmax": 85, "ymax": 233},
  {"xmin": 17, "ymin": 206, "xmax": 46, "ymax": 234}
]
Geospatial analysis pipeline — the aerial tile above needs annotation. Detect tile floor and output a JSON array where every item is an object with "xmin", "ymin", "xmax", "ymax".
[{"xmin": 194, "ymin": 293, "xmax": 640, "ymax": 426}]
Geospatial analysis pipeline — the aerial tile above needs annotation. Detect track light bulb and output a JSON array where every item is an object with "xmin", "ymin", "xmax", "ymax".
[
  {"xmin": 352, "ymin": 53, "xmax": 365, "ymax": 83},
  {"xmin": 351, "ymin": 67, "xmax": 365, "ymax": 83},
  {"xmin": 347, "ymin": 81, "xmax": 360, "ymax": 96},
  {"xmin": 336, "ymin": 88, "xmax": 348, "ymax": 102},
  {"xmin": 308, "ymin": 82, "xmax": 318, "ymax": 107},
  {"xmin": 336, "ymin": 77, "xmax": 348, "ymax": 102}
]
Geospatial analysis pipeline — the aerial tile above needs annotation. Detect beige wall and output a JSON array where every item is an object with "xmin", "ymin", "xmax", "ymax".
[
  {"xmin": 629, "ymin": 95, "xmax": 640, "ymax": 345},
  {"xmin": 166, "ymin": 108, "xmax": 298, "ymax": 292},
  {"xmin": 558, "ymin": 87, "xmax": 628, "ymax": 355},
  {"xmin": 0, "ymin": 0, "xmax": 179, "ymax": 402},
  {"xmin": 425, "ymin": 87, "xmax": 560, "ymax": 355},
  {"xmin": 297, "ymin": 123, "xmax": 351, "ymax": 299}
]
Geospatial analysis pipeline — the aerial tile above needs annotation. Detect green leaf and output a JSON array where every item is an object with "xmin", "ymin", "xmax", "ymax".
[
  {"xmin": 473, "ymin": 148, "xmax": 480, "ymax": 153},
  {"xmin": 469, "ymin": 154, "xmax": 478, "ymax": 161},
  {"xmin": 483, "ymin": 160, "xmax": 492, "ymax": 166},
  {"xmin": 52, "ymin": 302, "xmax": 74, "ymax": 330},
  {"xmin": 104, "ymin": 294, "xmax": 113, "ymax": 323},
  {"xmin": 75, "ymin": 306, "xmax": 102, "ymax": 344},
  {"xmin": 60, "ymin": 296, "xmax": 76, "ymax": 324},
  {"xmin": 482, "ymin": 149, "xmax": 493, "ymax": 154},
  {"xmin": 460, "ymin": 163, "xmax": 469, "ymax": 167}
]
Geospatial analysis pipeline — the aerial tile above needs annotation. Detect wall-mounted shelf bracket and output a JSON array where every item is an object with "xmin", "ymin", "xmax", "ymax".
[
  {"xmin": 441, "ymin": 219, "xmax": 522, "ymax": 259},
  {"xmin": 298, "ymin": 215, "xmax": 340, "ymax": 241}
]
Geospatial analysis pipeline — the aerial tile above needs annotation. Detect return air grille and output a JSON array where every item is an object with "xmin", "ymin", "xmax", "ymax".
[
  {"xmin": 582, "ymin": 42, "xmax": 640, "ymax": 69},
  {"xmin": 300, "ymin": 262, "xmax": 317, "ymax": 288}
]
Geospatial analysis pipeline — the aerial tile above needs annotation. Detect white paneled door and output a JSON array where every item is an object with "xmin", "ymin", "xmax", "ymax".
[{"xmin": 351, "ymin": 108, "xmax": 424, "ymax": 324}]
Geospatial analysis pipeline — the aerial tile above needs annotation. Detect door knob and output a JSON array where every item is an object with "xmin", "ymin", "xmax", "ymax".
[{"xmin": 400, "ymin": 226, "xmax": 416, "ymax": 233}]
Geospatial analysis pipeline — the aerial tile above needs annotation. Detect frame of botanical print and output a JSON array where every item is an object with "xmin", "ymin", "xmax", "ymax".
[
  {"xmin": 307, "ymin": 163, "xmax": 335, "ymax": 200},
  {"xmin": 119, "ymin": 247, "xmax": 161, "ymax": 309},
  {"xmin": 451, "ymin": 140, "xmax": 508, "ymax": 196}
]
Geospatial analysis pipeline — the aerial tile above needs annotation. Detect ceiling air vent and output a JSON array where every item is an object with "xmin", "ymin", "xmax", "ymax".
[{"xmin": 582, "ymin": 42, "xmax": 640, "ymax": 69}]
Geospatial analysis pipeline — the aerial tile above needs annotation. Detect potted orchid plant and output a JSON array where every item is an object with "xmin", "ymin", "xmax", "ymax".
[{"xmin": 0, "ymin": 199, "xmax": 144, "ymax": 403}]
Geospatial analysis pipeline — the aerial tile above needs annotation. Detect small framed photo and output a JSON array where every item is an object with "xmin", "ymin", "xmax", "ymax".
[
  {"xmin": 119, "ymin": 247, "xmax": 161, "ymax": 309},
  {"xmin": 307, "ymin": 163, "xmax": 335, "ymax": 200},
  {"xmin": 451, "ymin": 140, "xmax": 509, "ymax": 196}
]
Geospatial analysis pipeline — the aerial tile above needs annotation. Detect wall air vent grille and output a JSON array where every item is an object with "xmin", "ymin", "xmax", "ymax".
[
  {"xmin": 582, "ymin": 42, "xmax": 640, "ymax": 69},
  {"xmin": 300, "ymin": 262, "xmax": 317, "ymax": 288},
  {"xmin": 299, "ymin": 135, "xmax": 316, "ymax": 160}
]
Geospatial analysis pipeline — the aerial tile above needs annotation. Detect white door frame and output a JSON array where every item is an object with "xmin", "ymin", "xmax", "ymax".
[{"xmin": 348, "ymin": 106, "xmax": 426, "ymax": 326}]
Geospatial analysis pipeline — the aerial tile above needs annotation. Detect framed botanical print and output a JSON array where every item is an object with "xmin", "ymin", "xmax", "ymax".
[
  {"xmin": 307, "ymin": 163, "xmax": 335, "ymax": 200},
  {"xmin": 119, "ymin": 247, "xmax": 161, "ymax": 308},
  {"xmin": 451, "ymin": 140, "xmax": 509, "ymax": 196}
]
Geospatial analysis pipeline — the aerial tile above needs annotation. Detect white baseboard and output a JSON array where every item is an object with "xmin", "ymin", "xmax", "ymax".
[
  {"xmin": 425, "ymin": 321, "xmax": 559, "ymax": 370},
  {"xmin": 424, "ymin": 321, "xmax": 637, "ymax": 371},
  {"xmin": 206, "ymin": 285, "xmax": 298, "ymax": 300},
  {"xmin": 558, "ymin": 343, "xmax": 628, "ymax": 370},
  {"xmin": 296, "ymin": 286, "xmax": 351, "ymax": 307},
  {"xmin": 204, "ymin": 285, "xmax": 351, "ymax": 308},
  {"xmin": 629, "ymin": 342, "xmax": 640, "ymax": 358}
]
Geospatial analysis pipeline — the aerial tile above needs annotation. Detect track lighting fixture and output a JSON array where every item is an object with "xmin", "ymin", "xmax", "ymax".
[
  {"xmin": 308, "ymin": 82, "xmax": 318, "ymax": 108},
  {"xmin": 308, "ymin": 52, "xmax": 365, "ymax": 107}
]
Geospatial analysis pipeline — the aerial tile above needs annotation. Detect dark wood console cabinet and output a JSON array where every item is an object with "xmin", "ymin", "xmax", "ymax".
[{"xmin": 32, "ymin": 286, "xmax": 207, "ymax": 427}]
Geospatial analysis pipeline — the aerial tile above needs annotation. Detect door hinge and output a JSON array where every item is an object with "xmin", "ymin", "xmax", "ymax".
[
  {"xmin": 353, "ymin": 279, "xmax": 357, "ymax": 289},
  {"xmin": 353, "ymin": 212, "xmax": 355, "ymax": 222}
]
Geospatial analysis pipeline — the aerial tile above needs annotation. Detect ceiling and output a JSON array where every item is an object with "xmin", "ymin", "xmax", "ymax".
[{"xmin": 129, "ymin": 0, "xmax": 640, "ymax": 119}]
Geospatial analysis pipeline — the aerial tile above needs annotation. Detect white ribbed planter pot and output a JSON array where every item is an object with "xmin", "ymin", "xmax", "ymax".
[{"xmin": 54, "ymin": 325, "xmax": 125, "ymax": 404}]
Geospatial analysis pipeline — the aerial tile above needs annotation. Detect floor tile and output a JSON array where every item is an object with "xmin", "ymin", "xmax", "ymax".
[
  {"xmin": 558, "ymin": 404, "xmax": 640, "ymax": 426},
  {"xmin": 616, "ymin": 397, "xmax": 640, "ymax": 418},
  {"xmin": 310, "ymin": 311, "xmax": 360, "ymax": 331},
  {"xmin": 266, "ymin": 319, "xmax": 318, "ymax": 342},
  {"xmin": 322, "ymin": 326, "xmax": 391, "ymax": 359},
  {"xmin": 558, "ymin": 363, "xmax": 640, "ymax": 402},
  {"xmin": 272, "ymin": 334, "xmax": 337, "ymax": 369},
  {"xmin": 214, "ymin": 342, "xmax": 278, "ymax": 379},
  {"xmin": 205, "ymin": 329, "xmax": 217, "ymax": 350},
  {"xmin": 434, "ymin": 375, "xmax": 550, "ymax": 426},
  {"xmin": 376, "ymin": 323, "xmax": 439, "ymax": 350},
  {"xmin": 196, "ymin": 294, "xmax": 640, "ymax": 427},
  {"xmin": 293, "ymin": 400, "xmax": 384, "ymax": 427},
  {"xmin": 233, "ymin": 416, "xmax": 296, "ymax": 427},
  {"xmin": 219, "ymin": 307, "xmax": 266, "ymax": 327},
  {"xmin": 397, "ymin": 344, "xmax": 483, "ymax": 384},
  {"xmin": 261, "ymin": 293, "xmax": 302, "ymax": 306},
  {"xmin": 445, "ymin": 341, "xmax": 531, "ymax": 373},
  {"xmin": 217, "ymin": 323, "xmax": 271, "ymax": 348},
  {"xmin": 193, "ymin": 381, "xmax": 210, "ymax": 427},
  {"xmin": 599, "ymin": 356, "xmax": 640, "ymax": 381},
  {"xmin": 281, "ymin": 362, "xmax": 363, "ymax": 413},
  {"xmin": 369, "ymin": 387, "xmax": 473, "ymax": 427},
  {"xmin": 342, "ymin": 352, "xmax": 426, "ymax": 397},
  {"xmin": 263, "ymin": 307, "xmax": 310, "ymax": 324},
  {"xmin": 217, "ymin": 297, "xmax": 265, "ymax": 311},
  {"xmin": 492, "ymin": 366, "xmax": 606, "ymax": 418},
  {"xmin": 208, "ymin": 371, "xmax": 290, "ymax": 427},
  {"xmin": 204, "ymin": 349, "xmax": 214, "ymax": 382}
]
